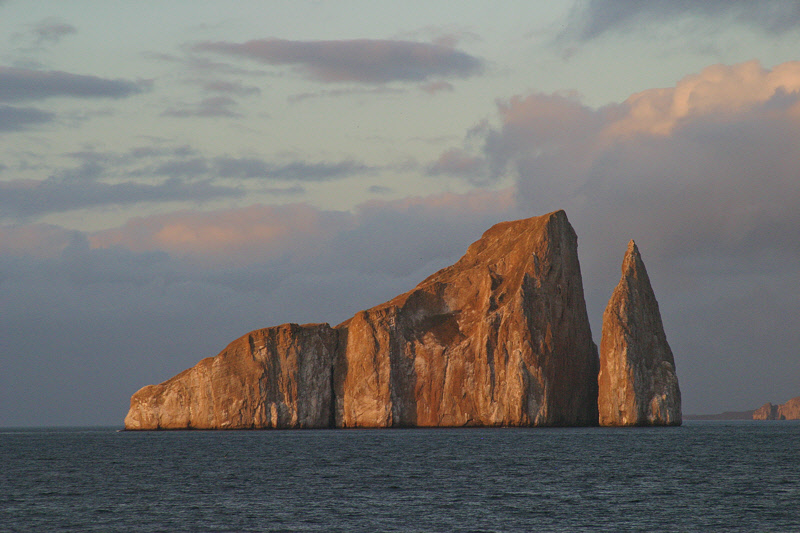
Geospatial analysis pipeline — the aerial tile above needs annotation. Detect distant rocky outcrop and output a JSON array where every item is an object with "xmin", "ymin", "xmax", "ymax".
[
  {"xmin": 125, "ymin": 211, "xmax": 681, "ymax": 430},
  {"xmin": 597, "ymin": 240, "xmax": 682, "ymax": 426},
  {"xmin": 752, "ymin": 397, "xmax": 800, "ymax": 420}
]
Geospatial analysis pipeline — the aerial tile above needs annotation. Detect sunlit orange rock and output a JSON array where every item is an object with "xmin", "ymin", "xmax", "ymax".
[
  {"xmin": 125, "ymin": 210, "xmax": 603, "ymax": 429},
  {"xmin": 752, "ymin": 397, "xmax": 800, "ymax": 420},
  {"xmin": 598, "ymin": 240, "xmax": 682, "ymax": 426}
]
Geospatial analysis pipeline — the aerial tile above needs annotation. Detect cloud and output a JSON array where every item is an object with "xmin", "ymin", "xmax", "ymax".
[
  {"xmin": 88, "ymin": 203, "xmax": 352, "ymax": 266},
  {"xmin": 0, "ymin": 67, "xmax": 149, "ymax": 102},
  {"xmin": 193, "ymin": 38, "xmax": 483, "ymax": 84},
  {"xmin": 0, "ymin": 104, "xmax": 54, "ymax": 131},
  {"xmin": 0, "ymin": 144, "xmax": 374, "ymax": 220},
  {"xmin": 0, "ymin": 223, "xmax": 80, "ymax": 258},
  {"xmin": 201, "ymin": 80, "xmax": 261, "ymax": 96},
  {"xmin": 80, "ymin": 189, "xmax": 518, "ymax": 273},
  {"xmin": 161, "ymin": 96, "xmax": 241, "ymax": 117},
  {"xmin": 30, "ymin": 17, "xmax": 77, "ymax": 46},
  {"xmin": 0, "ymin": 176, "xmax": 242, "ymax": 220},
  {"xmin": 287, "ymin": 86, "xmax": 404, "ymax": 103},
  {"xmin": 426, "ymin": 148, "xmax": 487, "ymax": 183},
  {"xmin": 564, "ymin": 0, "xmax": 800, "ymax": 41},
  {"xmin": 213, "ymin": 157, "xmax": 372, "ymax": 181},
  {"xmin": 420, "ymin": 80, "xmax": 454, "ymax": 95},
  {"xmin": 154, "ymin": 158, "xmax": 210, "ymax": 178},
  {"xmin": 451, "ymin": 59, "xmax": 800, "ymax": 413}
]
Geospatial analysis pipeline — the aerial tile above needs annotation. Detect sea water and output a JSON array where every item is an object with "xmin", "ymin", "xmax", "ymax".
[{"xmin": 1, "ymin": 421, "xmax": 799, "ymax": 532}]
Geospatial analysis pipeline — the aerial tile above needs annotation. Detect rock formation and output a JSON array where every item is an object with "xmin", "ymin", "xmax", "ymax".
[
  {"xmin": 334, "ymin": 210, "xmax": 599, "ymax": 428},
  {"xmin": 752, "ymin": 402, "xmax": 779, "ymax": 420},
  {"xmin": 125, "ymin": 210, "xmax": 601, "ymax": 429},
  {"xmin": 597, "ymin": 240, "xmax": 682, "ymax": 426},
  {"xmin": 752, "ymin": 397, "xmax": 800, "ymax": 420},
  {"xmin": 124, "ymin": 324, "xmax": 339, "ymax": 429}
]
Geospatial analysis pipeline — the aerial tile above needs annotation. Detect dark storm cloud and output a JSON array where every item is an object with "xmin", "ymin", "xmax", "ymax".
[
  {"xmin": 193, "ymin": 38, "xmax": 483, "ymax": 84},
  {"xmin": 0, "ymin": 104, "xmax": 54, "ymax": 131},
  {"xmin": 0, "ymin": 177, "xmax": 242, "ymax": 220},
  {"xmin": 564, "ymin": 0, "xmax": 800, "ymax": 41},
  {"xmin": 0, "ymin": 67, "xmax": 149, "ymax": 102}
]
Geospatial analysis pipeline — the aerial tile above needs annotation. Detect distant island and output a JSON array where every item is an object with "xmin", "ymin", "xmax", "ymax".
[
  {"xmin": 684, "ymin": 411, "xmax": 754, "ymax": 421},
  {"xmin": 684, "ymin": 396, "xmax": 800, "ymax": 420},
  {"xmin": 752, "ymin": 397, "xmax": 800, "ymax": 420},
  {"xmin": 124, "ymin": 210, "xmax": 681, "ymax": 430}
]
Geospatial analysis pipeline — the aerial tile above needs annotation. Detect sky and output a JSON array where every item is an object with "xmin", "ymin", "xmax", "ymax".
[{"xmin": 2, "ymin": 0, "xmax": 800, "ymax": 426}]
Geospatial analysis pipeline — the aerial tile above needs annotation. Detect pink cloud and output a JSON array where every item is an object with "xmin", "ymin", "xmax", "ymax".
[
  {"xmin": 607, "ymin": 60, "xmax": 800, "ymax": 138},
  {"xmin": 80, "ymin": 189, "xmax": 518, "ymax": 269},
  {"xmin": 88, "ymin": 203, "xmax": 352, "ymax": 266}
]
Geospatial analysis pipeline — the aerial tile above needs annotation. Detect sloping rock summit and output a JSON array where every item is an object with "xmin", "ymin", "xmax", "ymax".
[
  {"xmin": 126, "ymin": 210, "xmax": 681, "ymax": 430},
  {"xmin": 752, "ymin": 397, "xmax": 800, "ymax": 420},
  {"xmin": 597, "ymin": 240, "xmax": 682, "ymax": 426}
]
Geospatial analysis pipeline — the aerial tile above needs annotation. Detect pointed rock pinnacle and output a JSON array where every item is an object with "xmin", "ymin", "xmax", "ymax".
[{"xmin": 598, "ymin": 240, "xmax": 682, "ymax": 426}]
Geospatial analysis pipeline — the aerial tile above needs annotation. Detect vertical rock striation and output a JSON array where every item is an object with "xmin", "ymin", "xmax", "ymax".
[
  {"xmin": 598, "ymin": 240, "xmax": 682, "ymax": 426},
  {"xmin": 124, "ymin": 323, "xmax": 339, "ymax": 429},
  {"xmin": 335, "ymin": 210, "xmax": 599, "ymax": 427},
  {"xmin": 124, "ymin": 210, "xmax": 602, "ymax": 429},
  {"xmin": 752, "ymin": 397, "xmax": 800, "ymax": 420}
]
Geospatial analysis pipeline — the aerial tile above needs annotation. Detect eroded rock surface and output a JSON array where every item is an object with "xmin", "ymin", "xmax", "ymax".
[
  {"xmin": 752, "ymin": 397, "xmax": 800, "ymax": 420},
  {"xmin": 124, "ymin": 323, "xmax": 338, "ymax": 429},
  {"xmin": 125, "ymin": 210, "xmax": 601, "ymax": 429},
  {"xmin": 334, "ymin": 210, "xmax": 599, "ymax": 427},
  {"xmin": 598, "ymin": 240, "xmax": 682, "ymax": 426},
  {"xmin": 753, "ymin": 402, "xmax": 779, "ymax": 420}
]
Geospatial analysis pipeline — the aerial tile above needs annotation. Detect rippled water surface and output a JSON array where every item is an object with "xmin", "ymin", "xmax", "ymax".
[{"xmin": 2, "ymin": 422, "xmax": 799, "ymax": 532}]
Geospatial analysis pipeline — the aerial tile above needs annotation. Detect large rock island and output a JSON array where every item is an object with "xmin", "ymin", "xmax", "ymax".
[{"xmin": 125, "ymin": 210, "xmax": 680, "ymax": 430}]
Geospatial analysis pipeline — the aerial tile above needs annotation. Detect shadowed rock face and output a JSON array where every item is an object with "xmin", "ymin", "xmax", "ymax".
[
  {"xmin": 124, "ymin": 210, "xmax": 601, "ymax": 429},
  {"xmin": 598, "ymin": 240, "xmax": 682, "ymax": 426}
]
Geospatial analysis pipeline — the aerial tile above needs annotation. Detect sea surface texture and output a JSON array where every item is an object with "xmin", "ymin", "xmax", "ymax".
[{"xmin": 2, "ymin": 422, "xmax": 799, "ymax": 532}]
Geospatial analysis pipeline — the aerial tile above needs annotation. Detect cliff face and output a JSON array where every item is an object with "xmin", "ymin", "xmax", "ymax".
[
  {"xmin": 752, "ymin": 397, "xmax": 800, "ymax": 420},
  {"xmin": 598, "ymin": 240, "xmax": 682, "ymax": 426},
  {"xmin": 335, "ymin": 210, "xmax": 599, "ymax": 427},
  {"xmin": 125, "ymin": 210, "xmax": 601, "ymax": 430},
  {"xmin": 124, "ymin": 324, "xmax": 338, "ymax": 430}
]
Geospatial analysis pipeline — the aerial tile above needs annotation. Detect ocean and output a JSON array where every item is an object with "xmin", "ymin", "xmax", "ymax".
[{"xmin": 1, "ymin": 421, "xmax": 798, "ymax": 532}]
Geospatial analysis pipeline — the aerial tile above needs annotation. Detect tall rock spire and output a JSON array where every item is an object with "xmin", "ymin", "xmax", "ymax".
[{"xmin": 598, "ymin": 240, "xmax": 682, "ymax": 426}]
